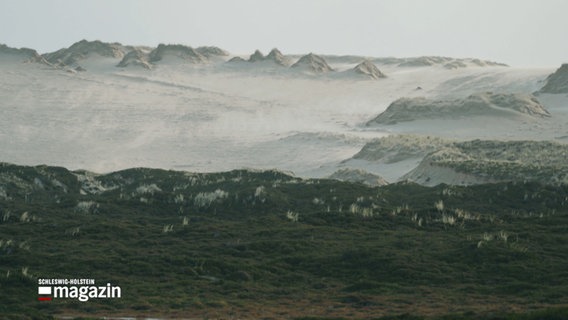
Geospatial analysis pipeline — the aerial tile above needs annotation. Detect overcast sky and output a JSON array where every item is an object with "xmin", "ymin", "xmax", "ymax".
[{"xmin": 1, "ymin": 0, "xmax": 566, "ymax": 67}]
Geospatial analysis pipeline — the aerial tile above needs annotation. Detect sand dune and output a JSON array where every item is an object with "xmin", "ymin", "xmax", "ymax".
[{"xmin": 1, "ymin": 40, "xmax": 566, "ymax": 185}]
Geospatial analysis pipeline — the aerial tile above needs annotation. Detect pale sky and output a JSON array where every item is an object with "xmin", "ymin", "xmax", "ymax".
[{"xmin": 1, "ymin": 0, "xmax": 566, "ymax": 67}]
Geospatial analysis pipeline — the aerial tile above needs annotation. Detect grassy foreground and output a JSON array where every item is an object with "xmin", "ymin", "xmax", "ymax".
[{"xmin": 1, "ymin": 164, "xmax": 568, "ymax": 319}]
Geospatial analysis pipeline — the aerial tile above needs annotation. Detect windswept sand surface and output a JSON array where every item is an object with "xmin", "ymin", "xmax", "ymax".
[{"xmin": 1, "ymin": 52, "xmax": 566, "ymax": 181}]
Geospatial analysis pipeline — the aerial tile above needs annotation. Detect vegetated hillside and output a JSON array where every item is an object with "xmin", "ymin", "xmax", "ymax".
[
  {"xmin": 117, "ymin": 45, "xmax": 228, "ymax": 70},
  {"xmin": 374, "ymin": 56, "xmax": 508, "ymax": 69},
  {"xmin": 291, "ymin": 53, "xmax": 334, "ymax": 73},
  {"xmin": 245, "ymin": 48, "xmax": 288, "ymax": 65},
  {"xmin": 0, "ymin": 44, "xmax": 47, "ymax": 64},
  {"xmin": 538, "ymin": 63, "xmax": 568, "ymax": 94},
  {"xmin": 353, "ymin": 135, "xmax": 450, "ymax": 163},
  {"xmin": 351, "ymin": 135, "xmax": 568, "ymax": 186},
  {"xmin": 367, "ymin": 92, "xmax": 550, "ymax": 125},
  {"xmin": 148, "ymin": 44, "xmax": 207, "ymax": 64},
  {"xmin": 116, "ymin": 49, "xmax": 152, "ymax": 69},
  {"xmin": 1, "ymin": 40, "xmax": 512, "ymax": 78},
  {"xmin": 403, "ymin": 139, "xmax": 568, "ymax": 186},
  {"xmin": 42, "ymin": 39, "xmax": 128, "ymax": 70},
  {"xmin": 1, "ymin": 163, "xmax": 568, "ymax": 319},
  {"xmin": 39, "ymin": 40, "xmax": 229, "ymax": 72},
  {"xmin": 194, "ymin": 46, "xmax": 229, "ymax": 58},
  {"xmin": 328, "ymin": 168, "xmax": 389, "ymax": 186},
  {"xmin": 351, "ymin": 60, "xmax": 386, "ymax": 79},
  {"xmin": 226, "ymin": 48, "xmax": 290, "ymax": 70}
]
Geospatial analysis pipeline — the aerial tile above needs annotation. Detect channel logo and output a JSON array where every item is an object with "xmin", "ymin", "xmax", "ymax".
[
  {"xmin": 38, "ymin": 286, "xmax": 52, "ymax": 301},
  {"xmin": 38, "ymin": 279, "xmax": 121, "ymax": 302}
]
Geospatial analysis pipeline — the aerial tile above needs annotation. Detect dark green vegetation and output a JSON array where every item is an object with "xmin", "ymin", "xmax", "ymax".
[{"xmin": 1, "ymin": 163, "xmax": 568, "ymax": 319}]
